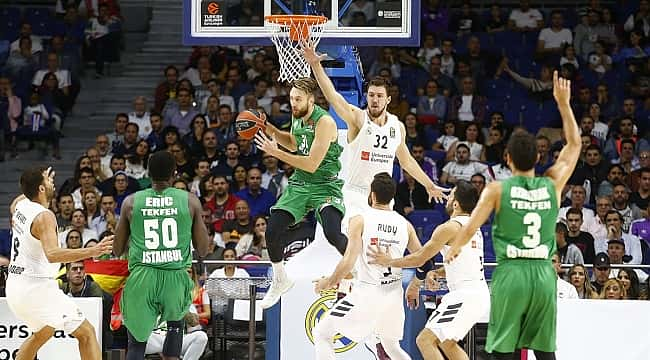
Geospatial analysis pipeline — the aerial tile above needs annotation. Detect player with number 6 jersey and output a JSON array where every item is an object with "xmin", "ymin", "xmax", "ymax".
[
  {"xmin": 114, "ymin": 151, "xmax": 210, "ymax": 360},
  {"xmin": 445, "ymin": 72, "xmax": 581, "ymax": 360}
]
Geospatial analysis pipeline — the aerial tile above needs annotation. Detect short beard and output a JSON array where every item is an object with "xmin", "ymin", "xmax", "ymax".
[
  {"xmin": 292, "ymin": 105, "xmax": 309, "ymax": 119},
  {"xmin": 368, "ymin": 107, "xmax": 384, "ymax": 119}
]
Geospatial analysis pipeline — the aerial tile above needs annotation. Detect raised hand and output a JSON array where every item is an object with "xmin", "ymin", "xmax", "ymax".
[
  {"xmin": 427, "ymin": 184, "xmax": 450, "ymax": 204},
  {"xmin": 553, "ymin": 70, "xmax": 571, "ymax": 106},
  {"xmin": 302, "ymin": 40, "xmax": 327, "ymax": 66}
]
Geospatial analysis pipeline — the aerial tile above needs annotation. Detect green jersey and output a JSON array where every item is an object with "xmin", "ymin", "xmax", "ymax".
[
  {"xmin": 493, "ymin": 176, "xmax": 558, "ymax": 262},
  {"xmin": 129, "ymin": 187, "xmax": 193, "ymax": 271},
  {"xmin": 290, "ymin": 105, "xmax": 342, "ymax": 184}
]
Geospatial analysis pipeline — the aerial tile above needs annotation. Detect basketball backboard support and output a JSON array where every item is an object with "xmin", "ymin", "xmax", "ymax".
[{"xmin": 183, "ymin": 0, "xmax": 420, "ymax": 46}]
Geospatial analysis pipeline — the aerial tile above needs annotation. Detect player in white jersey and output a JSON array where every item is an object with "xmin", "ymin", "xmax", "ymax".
[
  {"xmin": 6, "ymin": 166, "xmax": 113, "ymax": 360},
  {"xmin": 312, "ymin": 173, "xmax": 423, "ymax": 360},
  {"xmin": 304, "ymin": 44, "xmax": 448, "ymax": 221},
  {"xmin": 368, "ymin": 181, "xmax": 490, "ymax": 360}
]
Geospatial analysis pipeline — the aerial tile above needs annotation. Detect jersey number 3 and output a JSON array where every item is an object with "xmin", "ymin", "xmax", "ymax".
[
  {"xmin": 522, "ymin": 212, "xmax": 542, "ymax": 248},
  {"xmin": 374, "ymin": 135, "xmax": 388, "ymax": 149},
  {"xmin": 144, "ymin": 218, "xmax": 178, "ymax": 250}
]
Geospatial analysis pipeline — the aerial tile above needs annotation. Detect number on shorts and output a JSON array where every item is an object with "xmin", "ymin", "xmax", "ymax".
[
  {"xmin": 522, "ymin": 212, "xmax": 542, "ymax": 248},
  {"xmin": 383, "ymin": 266, "xmax": 392, "ymax": 277},
  {"xmin": 12, "ymin": 237, "xmax": 19, "ymax": 261},
  {"xmin": 144, "ymin": 218, "xmax": 179, "ymax": 250}
]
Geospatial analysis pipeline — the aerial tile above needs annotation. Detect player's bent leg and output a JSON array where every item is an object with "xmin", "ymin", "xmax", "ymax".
[
  {"xmin": 439, "ymin": 340, "xmax": 469, "ymax": 360},
  {"xmin": 181, "ymin": 331, "xmax": 209, "ymax": 360},
  {"xmin": 379, "ymin": 337, "xmax": 411, "ymax": 360},
  {"xmin": 126, "ymin": 329, "xmax": 148, "ymax": 360},
  {"xmin": 490, "ymin": 352, "xmax": 515, "ymax": 360},
  {"xmin": 312, "ymin": 316, "xmax": 337, "ymax": 360},
  {"xmin": 72, "ymin": 319, "xmax": 102, "ymax": 360},
  {"xmin": 162, "ymin": 320, "xmax": 184, "ymax": 360},
  {"xmin": 15, "ymin": 326, "xmax": 55, "ymax": 360},
  {"xmin": 260, "ymin": 209, "xmax": 297, "ymax": 309},
  {"xmin": 320, "ymin": 206, "xmax": 348, "ymax": 255},
  {"xmin": 416, "ymin": 329, "xmax": 444, "ymax": 360},
  {"xmin": 532, "ymin": 351, "xmax": 556, "ymax": 360}
]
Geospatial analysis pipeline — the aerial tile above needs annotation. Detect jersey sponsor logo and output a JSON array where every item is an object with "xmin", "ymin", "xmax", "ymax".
[
  {"xmin": 509, "ymin": 186, "xmax": 552, "ymax": 211},
  {"xmin": 305, "ymin": 289, "xmax": 357, "ymax": 353},
  {"xmin": 142, "ymin": 249, "xmax": 182, "ymax": 264},
  {"xmin": 370, "ymin": 237, "xmax": 378, "ymax": 246},
  {"xmin": 389, "ymin": 127, "xmax": 395, "ymax": 138},
  {"xmin": 7, "ymin": 265, "xmax": 24, "ymax": 275},
  {"xmin": 361, "ymin": 151, "xmax": 370, "ymax": 161},
  {"xmin": 360, "ymin": 151, "xmax": 393, "ymax": 164},
  {"xmin": 506, "ymin": 244, "xmax": 549, "ymax": 259}
]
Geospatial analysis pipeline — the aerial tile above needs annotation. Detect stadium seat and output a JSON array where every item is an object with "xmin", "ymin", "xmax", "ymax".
[
  {"xmin": 425, "ymin": 149, "xmax": 446, "ymax": 162},
  {"xmin": 0, "ymin": 7, "xmax": 21, "ymax": 21},
  {"xmin": 408, "ymin": 210, "xmax": 448, "ymax": 242},
  {"xmin": 25, "ymin": 7, "xmax": 51, "ymax": 21},
  {"xmin": 30, "ymin": 18, "xmax": 54, "ymax": 36}
]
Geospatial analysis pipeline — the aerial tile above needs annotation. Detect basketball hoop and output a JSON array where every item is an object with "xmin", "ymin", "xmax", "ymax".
[{"xmin": 265, "ymin": 15, "xmax": 328, "ymax": 83}]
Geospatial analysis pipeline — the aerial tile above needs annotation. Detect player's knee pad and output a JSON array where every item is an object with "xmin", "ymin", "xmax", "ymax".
[
  {"xmin": 491, "ymin": 352, "xmax": 515, "ymax": 360},
  {"xmin": 126, "ymin": 330, "xmax": 147, "ymax": 360},
  {"xmin": 162, "ymin": 320, "xmax": 184, "ymax": 357},
  {"xmin": 320, "ymin": 207, "xmax": 347, "ymax": 255},
  {"xmin": 533, "ymin": 351, "xmax": 556, "ymax": 360}
]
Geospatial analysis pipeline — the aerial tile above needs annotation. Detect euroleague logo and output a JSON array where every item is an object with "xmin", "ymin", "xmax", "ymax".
[
  {"xmin": 207, "ymin": 2, "xmax": 219, "ymax": 15},
  {"xmin": 304, "ymin": 289, "xmax": 357, "ymax": 353}
]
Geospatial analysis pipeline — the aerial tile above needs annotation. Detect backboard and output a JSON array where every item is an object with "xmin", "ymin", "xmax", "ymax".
[{"xmin": 183, "ymin": 0, "xmax": 420, "ymax": 46}]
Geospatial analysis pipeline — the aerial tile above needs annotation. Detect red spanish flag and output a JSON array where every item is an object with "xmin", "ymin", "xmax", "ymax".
[{"xmin": 83, "ymin": 259, "xmax": 129, "ymax": 295}]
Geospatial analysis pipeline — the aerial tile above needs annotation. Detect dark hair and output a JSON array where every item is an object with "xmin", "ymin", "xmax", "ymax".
[
  {"xmin": 79, "ymin": 166, "xmax": 94, "ymax": 177},
  {"xmin": 605, "ymin": 209, "xmax": 622, "ymax": 221},
  {"xmin": 125, "ymin": 122, "xmax": 139, "ymax": 132},
  {"xmin": 620, "ymin": 138, "xmax": 635, "ymax": 148},
  {"xmin": 84, "ymin": 239, "xmax": 99, "ymax": 248},
  {"xmin": 222, "ymin": 247, "xmax": 237, "ymax": 259},
  {"xmin": 291, "ymin": 77, "xmax": 318, "ymax": 95},
  {"xmin": 454, "ymin": 180, "xmax": 479, "ymax": 213},
  {"xmin": 640, "ymin": 167, "xmax": 650, "ymax": 177},
  {"xmin": 585, "ymin": 144, "xmax": 601, "ymax": 154},
  {"xmin": 164, "ymin": 65, "xmax": 178, "ymax": 76},
  {"xmin": 506, "ymin": 131, "xmax": 538, "ymax": 171},
  {"xmin": 456, "ymin": 143, "xmax": 470, "ymax": 152},
  {"xmin": 100, "ymin": 193, "xmax": 115, "ymax": 202},
  {"xmin": 57, "ymin": 192, "xmax": 73, "ymax": 203},
  {"xmin": 555, "ymin": 222, "xmax": 568, "ymax": 236},
  {"xmin": 370, "ymin": 172, "xmax": 396, "ymax": 205},
  {"xmin": 618, "ymin": 268, "xmax": 640, "ymax": 299},
  {"xmin": 198, "ymin": 174, "xmax": 215, "ymax": 197},
  {"xmin": 471, "ymin": 173, "xmax": 486, "ymax": 183},
  {"xmin": 148, "ymin": 151, "xmax": 177, "ymax": 181},
  {"xmin": 115, "ymin": 113, "xmax": 128, "ymax": 121},
  {"xmin": 608, "ymin": 163, "xmax": 625, "ymax": 175},
  {"xmin": 65, "ymin": 229, "xmax": 83, "ymax": 248},
  {"xmin": 566, "ymin": 207, "xmax": 583, "ymax": 219},
  {"xmin": 20, "ymin": 166, "xmax": 48, "ymax": 201},
  {"xmin": 367, "ymin": 77, "xmax": 391, "ymax": 93}
]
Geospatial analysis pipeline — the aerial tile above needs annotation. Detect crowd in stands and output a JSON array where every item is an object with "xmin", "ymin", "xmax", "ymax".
[{"xmin": 1, "ymin": 0, "xmax": 650, "ymax": 355}]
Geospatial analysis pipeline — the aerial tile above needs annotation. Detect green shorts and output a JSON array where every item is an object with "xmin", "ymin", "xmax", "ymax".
[
  {"xmin": 272, "ymin": 179, "xmax": 345, "ymax": 224},
  {"xmin": 120, "ymin": 266, "xmax": 193, "ymax": 342},
  {"xmin": 486, "ymin": 260, "xmax": 557, "ymax": 353}
]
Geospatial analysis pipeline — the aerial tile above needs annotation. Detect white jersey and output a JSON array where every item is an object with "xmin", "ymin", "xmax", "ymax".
[
  {"xmin": 355, "ymin": 207, "xmax": 410, "ymax": 286},
  {"xmin": 9, "ymin": 198, "xmax": 59, "ymax": 279},
  {"xmin": 345, "ymin": 111, "xmax": 402, "ymax": 193},
  {"xmin": 441, "ymin": 215, "xmax": 485, "ymax": 290}
]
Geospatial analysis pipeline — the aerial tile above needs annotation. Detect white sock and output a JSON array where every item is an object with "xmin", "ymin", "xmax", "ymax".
[{"xmin": 272, "ymin": 262, "xmax": 287, "ymax": 282}]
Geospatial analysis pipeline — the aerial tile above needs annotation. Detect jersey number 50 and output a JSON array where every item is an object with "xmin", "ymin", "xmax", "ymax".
[{"xmin": 144, "ymin": 218, "xmax": 178, "ymax": 250}]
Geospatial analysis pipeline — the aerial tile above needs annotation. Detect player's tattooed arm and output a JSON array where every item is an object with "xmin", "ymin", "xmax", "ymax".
[
  {"xmin": 113, "ymin": 194, "xmax": 134, "ymax": 256},
  {"xmin": 303, "ymin": 41, "xmax": 364, "ymax": 131},
  {"xmin": 446, "ymin": 182, "xmax": 501, "ymax": 263},
  {"xmin": 256, "ymin": 115, "xmax": 338, "ymax": 173},
  {"xmin": 395, "ymin": 122, "xmax": 449, "ymax": 204}
]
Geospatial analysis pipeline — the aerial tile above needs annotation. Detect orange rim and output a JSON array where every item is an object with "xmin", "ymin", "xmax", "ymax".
[{"xmin": 265, "ymin": 15, "xmax": 328, "ymax": 26}]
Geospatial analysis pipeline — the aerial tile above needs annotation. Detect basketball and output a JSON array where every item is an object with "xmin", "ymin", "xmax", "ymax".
[{"xmin": 235, "ymin": 109, "xmax": 267, "ymax": 140}]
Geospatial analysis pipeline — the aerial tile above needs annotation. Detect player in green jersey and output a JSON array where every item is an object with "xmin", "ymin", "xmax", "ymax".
[
  {"xmin": 254, "ymin": 77, "xmax": 348, "ymax": 309},
  {"xmin": 446, "ymin": 72, "xmax": 581, "ymax": 360},
  {"xmin": 113, "ymin": 151, "xmax": 210, "ymax": 360}
]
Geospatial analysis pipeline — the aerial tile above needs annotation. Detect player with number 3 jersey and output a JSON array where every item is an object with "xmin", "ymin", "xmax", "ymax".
[
  {"xmin": 445, "ymin": 72, "xmax": 581, "ymax": 360},
  {"xmin": 114, "ymin": 151, "xmax": 210, "ymax": 360}
]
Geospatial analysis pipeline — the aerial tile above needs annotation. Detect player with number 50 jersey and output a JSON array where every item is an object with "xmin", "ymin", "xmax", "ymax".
[{"xmin": 114, "ymin": 151, "xmax": 210, "ymax": 359}]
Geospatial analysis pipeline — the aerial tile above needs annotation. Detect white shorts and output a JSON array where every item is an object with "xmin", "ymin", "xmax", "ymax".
[
  {"xmin": 5, "ymin": 275, "xmax": 85, "ymax": 334},
  {"xmin": 425, "ymin": 281, "xmax": 490, "ymax": 342},
  {"xmin": 316, "ymin": 281, "xmax": 405, "ymax": 342}
]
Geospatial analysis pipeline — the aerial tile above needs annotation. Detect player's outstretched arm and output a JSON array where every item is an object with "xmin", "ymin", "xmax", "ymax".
[
  {"xmin": 368, "ymin": 221, "xmax": 459, "ymax": 268},
  {"xmin": 255, "ymin": 115, "xmax": 338, "ymax": 173},
  {"xmin": 264, "ymin": 121, "xmax": 297, "ymax": 152},
  {"xmin": 545, "ymin": 71, "xmax": 581, "ymax": 198},
  {"xmin": 445, "ymin": 182, "xmax": 501, "ymax": 263},
  {"xmin": 314, "ymin": 215, "xmax": 364, "ymax": 292},
  {"xmin": 395, "ymin": 122, "xmax": 449, "ymax": 203},
  {"xmin": 37, "ymin": 211, "xmax": 113, "ymax": 262},
  {"xmin": 189, "ymin": 193, "xmax": 210, "ymax": 258},
  {"xmin": 113, "ymin": 194, "xmax": 134, "ymax": 256},
  {"xmin": 304, "ymin": 43, "xmax": 363, "ymax": 131}
]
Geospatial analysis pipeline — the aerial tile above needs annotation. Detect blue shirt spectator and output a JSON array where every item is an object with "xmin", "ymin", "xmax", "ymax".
[{"xmin": 235, "ymin": 168, "xmax": 276, "ymax": 217}]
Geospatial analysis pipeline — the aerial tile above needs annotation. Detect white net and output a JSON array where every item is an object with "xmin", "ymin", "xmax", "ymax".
[{"xmin": 266, "ymin": 16, "xmax": 327, "ymax": 83}]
